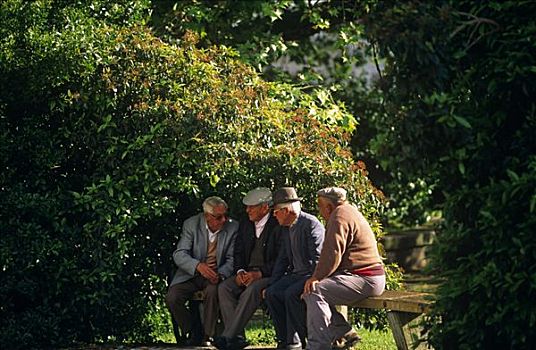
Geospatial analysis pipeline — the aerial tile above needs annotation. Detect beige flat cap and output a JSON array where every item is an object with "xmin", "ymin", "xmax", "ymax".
[
  {"xmin": 317, "ymin": 187, "xmax": 347, "ymax": 202},
  {"xmin": 243, "ymin": 187, "xmax": 272, "ymax": 206}
]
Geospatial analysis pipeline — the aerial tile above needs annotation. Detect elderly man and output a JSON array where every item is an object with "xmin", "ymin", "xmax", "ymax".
[
  {"xmin": 166, "ymin": 196, "xmax": 239, "ymax": 346},
  {"xmin": 215, "ymin": 187, "xmax": 282, "ymax": 350},
  {"xmin": 302, "ymin": 187, "xmax": 385, "ymax": 350},
  {"xmin": 265, "ymin": 187, "xmax": 325, "ymax": 350}
]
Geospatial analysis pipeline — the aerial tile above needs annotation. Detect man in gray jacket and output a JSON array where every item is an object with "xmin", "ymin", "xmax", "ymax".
[{"xmin": 166, "ymin": 196, "xmax": 239, "ymax": 346}]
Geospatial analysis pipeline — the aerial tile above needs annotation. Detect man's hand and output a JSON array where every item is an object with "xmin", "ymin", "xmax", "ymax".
[
  {"xmin": 301, "ymin": 277, "xmax": 319, "ymax": 298},
  {"xmin": 196, "ymin": 262, "xmax": 218, "ymax": 280},
  {"xmin": 235, "ymin": 270, "xmax": 247, "ymax": 286},
  {"xmin": 243, "ymin": 270, "xmax": 262, "ymax": 286}
]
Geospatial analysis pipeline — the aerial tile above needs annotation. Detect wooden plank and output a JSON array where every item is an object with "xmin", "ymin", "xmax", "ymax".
[
  {"xmin": 196, "ymin": 289, "xmax": 431, "ymax": 312},
  {"xmin": 350, "ymin": 290, "xmax": 432, "ymax": 314},
  {"xmin": 195, "ymin": 289, "xmax": 432, "ymax": 313},
  {"xmin": 387, "ymin": 311, "xmax": 423, "ymax": 350},
  {"xmin": 387, "ymin": 312, "xmax": 410, "ymax": 350}
]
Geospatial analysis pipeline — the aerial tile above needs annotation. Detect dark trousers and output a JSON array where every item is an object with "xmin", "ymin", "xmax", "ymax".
[
  {"xmin": 265, "ymin": 274, "xmax": 309, "ymax": 346},
  {"xmin": 166, "ymin": 275, "xmax": 219, "ymax": 339}
]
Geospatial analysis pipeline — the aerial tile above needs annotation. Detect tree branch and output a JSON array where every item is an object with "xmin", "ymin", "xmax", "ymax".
[
  {"xmin": 449, "ymin": 11, "xmax": 500, "ymax": 50},
  {"xmin": 372, "ymin": 41, "xmax": 383, "ymax": 81}
]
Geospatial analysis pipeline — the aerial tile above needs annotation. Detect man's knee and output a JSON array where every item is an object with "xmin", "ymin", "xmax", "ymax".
[
  {"xmin": 241, "ymin": 284, "xmax": 262, "ymax": 302},
  {"xmin": 265, "ymin": 286, "xmax": 280, "ymax": 302},
  {"xmin": 165, "ymin": 289, "xmax": 175, "ymax": 308},
  {"xmin": 302, "ymin": 292, "xmax": 320, "ymax": 308},
  {"xmin": 218, "ymin": 278, "xmax": 234, "ymax": 299},
  {"xmin": 283, "ymin": 286, "xmax": 301, "ymax": 300},
  {"xmin": 166, "ymin": 286, "xmax": 185, "ymax": 309}
]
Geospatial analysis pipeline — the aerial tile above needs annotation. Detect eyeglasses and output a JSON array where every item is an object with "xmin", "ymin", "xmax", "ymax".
[
  {"xmin": 207, "ymin": 213, "xmax": 227, "ymax": 221},
  {"xmin": 273, "ymin": 207, "xmax": 287, "ymax": 214}
]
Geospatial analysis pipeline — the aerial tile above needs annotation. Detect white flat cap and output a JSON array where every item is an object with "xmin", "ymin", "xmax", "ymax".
[
  {"xmin": 317, "ymin": 187, "xmax": 347, "ymax": 202},
  {"xmin": 243, "ymin": 187, "xmax": 272, "ymax": 206}
]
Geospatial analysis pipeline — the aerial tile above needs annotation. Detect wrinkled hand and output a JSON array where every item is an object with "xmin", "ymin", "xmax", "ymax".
[
  {"xmin": 301, "ymin": 277, "xmax": 319, "ymax": 298},
  {"xmin": 243, "ymin": 270, "xmax": 262, "ymax": 286},
  {"xmin": 235, "ymin": 271, "xmax": 247, "ymax": 286},
  {"xmin": 196, "ymin": 262, "xmax": 218, "ymax": 281}
]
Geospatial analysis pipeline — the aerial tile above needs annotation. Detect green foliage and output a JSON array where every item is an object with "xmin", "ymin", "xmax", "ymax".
[
  {"xmin": 361, "ymin": 1, "xmax": 536, "ymax": 348},
  {"xmin": 425, "ymin": 159, "xmax": 536, "ymax": 348},
  {"xmin": 148, "ymin": 0, "xmax": 438, "ymax": 226},
  {"xmin": 0, "ymin": 0, "xmax": 391, "ymax": 348}
]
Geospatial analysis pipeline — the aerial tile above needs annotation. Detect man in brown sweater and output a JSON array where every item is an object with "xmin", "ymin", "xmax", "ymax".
[{"xmin": 302, "ymin": 187, "xmax": 385, "ymax": 350}]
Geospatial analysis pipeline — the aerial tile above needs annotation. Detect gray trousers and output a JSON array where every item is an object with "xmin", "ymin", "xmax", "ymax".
[
  {"xmin": 303, "ymin": 273, "xmax": 386, "ymax": 350},
  {"xmin": 218, "ymin": 275, "xmax": 270, "ymax": 338},
  {"xmin": 166, "ymin": 275, "xmax": 219, "ymax": 338}
]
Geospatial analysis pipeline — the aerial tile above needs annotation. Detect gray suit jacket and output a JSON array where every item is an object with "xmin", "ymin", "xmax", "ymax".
[
  {"xmin": 270, "ymin": 211, "xmax": 325, "ymax": 283},
  {"xmin": 170, "ymin": 213, "xmax": 239, "ymax": 287}
]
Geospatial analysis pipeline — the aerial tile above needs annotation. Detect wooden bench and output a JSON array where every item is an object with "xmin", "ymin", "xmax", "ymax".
[
  {"xmin": 191, "ymin": 290, "xmax": 432, "ymax": 350},
  {"xmin": 339, "ymin": 290, "xmax": 433, "ymax": 350}
]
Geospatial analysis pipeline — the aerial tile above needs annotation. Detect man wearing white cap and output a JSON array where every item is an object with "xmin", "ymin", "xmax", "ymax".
[
  {"xmin": 215, "ymin": 187, "xmax": 282, "ymax": 350},
  {"xmin": 302, "ymin": 187, "xmax": 385, "ymax": 350}
]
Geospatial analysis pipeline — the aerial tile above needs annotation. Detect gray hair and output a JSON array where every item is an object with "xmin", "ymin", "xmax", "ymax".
[
  {"xmin": 274, "ymin": 201, "xmax": 301, "ymax": 214},
  {"xmin": 317, "ymin": 187, "xmax": 347, "ymax": 205},
  {"xmin": 202, "ymin": 196, "xmax": 228, "ymax": 214}
]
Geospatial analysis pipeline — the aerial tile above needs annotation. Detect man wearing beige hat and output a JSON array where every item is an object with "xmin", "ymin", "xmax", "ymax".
[
  {"xmin": 265, "ymin": 187, "xmax": 325, "ymax": 350},
  {"xmin": 302, "ymin": 187, "xmax": 385, "ymax": 350},
  {"xmin": 215, "ymin": 187, "xmax": 282, "ymax": 350}
]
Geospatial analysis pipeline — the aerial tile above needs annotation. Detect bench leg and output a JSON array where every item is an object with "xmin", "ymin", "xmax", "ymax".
[
  {"xmin": 387, "ymin": 311, "xmax": 419, "ymax": 350},
  {"xmin": 336, "ymin": 305, "xmax": 348, "ymax": 320}
]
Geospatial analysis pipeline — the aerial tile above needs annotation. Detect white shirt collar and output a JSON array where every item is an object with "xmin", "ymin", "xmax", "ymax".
[
  {"xmin": 254, "ymin": 212, "xmax": 270, "ymax": 238},
  {"xmin": 206, "ymin": 224, "xmax": 219, "ymax": 243}
]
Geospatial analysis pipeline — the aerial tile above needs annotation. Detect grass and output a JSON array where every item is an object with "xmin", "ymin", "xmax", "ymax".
[
  {"xmin": 353, "ymin": 327, "xmax": 397, "ymax": 350},
  {"xmin": 244, "ymin": 320, "xmax": 396, "ymax": 350},
  {"xmin": 155, "ymin": 319, "xmax": 396, "ymax": 349}
]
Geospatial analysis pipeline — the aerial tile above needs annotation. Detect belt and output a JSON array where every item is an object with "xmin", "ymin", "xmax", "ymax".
[{"xmin": 350, "ymin": 264, "xmax": 384, "ymax": 276}]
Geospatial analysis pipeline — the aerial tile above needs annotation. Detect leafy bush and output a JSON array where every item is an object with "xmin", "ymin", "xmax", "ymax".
[
  {"xmin": 360, "ymin": 1, "xmax": 536, "ymax": 348},
  {"xmin": 426, "ymin": 161, "xmax": 536, "ymax": 348},
  {"xmin": 0, "ymin": 1, "xmax": 396, "ymax": 348}
]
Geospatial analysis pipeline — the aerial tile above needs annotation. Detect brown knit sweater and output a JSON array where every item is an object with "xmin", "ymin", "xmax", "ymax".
[{"xmin": 312, "ymin": 203, "xmax": 382, "ymax": 280}]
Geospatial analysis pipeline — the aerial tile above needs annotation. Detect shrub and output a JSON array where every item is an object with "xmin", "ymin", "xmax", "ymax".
[{"xmin": 0, "ymin": 1, "xmax": 396, "ymax": 348}]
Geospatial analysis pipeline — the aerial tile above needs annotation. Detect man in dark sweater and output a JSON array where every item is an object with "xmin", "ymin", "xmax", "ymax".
[
  {"xmin": 265, "ymin": 187, "xmax": 325, "ymax": 350},
  {"xmin": 215, "ymin": 187, "xmax": 282, "ymax": 350},
  {"xmin": 302, "ymin": 187, "xmax": 385, "ymax": 350}
]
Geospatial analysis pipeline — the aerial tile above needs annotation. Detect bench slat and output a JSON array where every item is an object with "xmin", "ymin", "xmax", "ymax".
[{"xmin": 350, "ymin": 290, "xmax": 432, "ymax": 314}]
